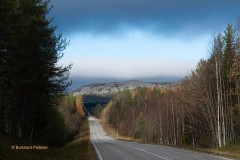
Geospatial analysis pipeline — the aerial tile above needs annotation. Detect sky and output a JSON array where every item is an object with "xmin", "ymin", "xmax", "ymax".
[{"xmin": 49, "ymin": 0, "xmax": 240, "ymax": 90}]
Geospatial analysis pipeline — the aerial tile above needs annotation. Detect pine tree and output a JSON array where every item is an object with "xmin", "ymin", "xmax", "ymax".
[
  {"xmin": 0, "ymin": 0, "xmax": 19, "ymax": 133},
  {"xmin": 0, "ymin": 0, "xmax": 71, "ymax": 145},
  {"xmin": 222, "ymin": 23, "xmax": 238, "ymax": 145}
]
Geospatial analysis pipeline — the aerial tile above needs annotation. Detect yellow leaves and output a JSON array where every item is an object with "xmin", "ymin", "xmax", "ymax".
[{"xmin": 75, "ymin": 95, "xmax": 85, "ymax": 117}]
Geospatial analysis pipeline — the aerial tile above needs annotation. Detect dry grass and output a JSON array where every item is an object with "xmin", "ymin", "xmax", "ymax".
[
  {"xmin": 0, "ymin": 119, "xmax": 96, "ymax": 160},
  {"xmin": 52, "ymin": 120, "xmax": 96, "ymax": 160},
  {"xmin": 191, "ymin": 145, "xmax": 240, "ymax": 160},
  {"xmin": 98, "ymin": 119, "xmax": 136, "ymax": 142}
]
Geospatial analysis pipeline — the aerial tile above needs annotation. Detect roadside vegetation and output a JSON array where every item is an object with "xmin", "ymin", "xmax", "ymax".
[
  {"xmin": 187, "ymin": 145, "xmax": 240, "ymax": 159},
  {"xmin": 0, "ymin": 119, "xmax": 96, "ymax": 160},
  {"xmin": 0, "ymin": 1, "xmax": 95, "ymax": 159},
  {"xmin": 0, "ymin": 0, "xmax": 72, "ymax": 146},
  {"xmin": 99, "ymin": 117, "xmax": 240, "ymax": 159},
  {"xmin": 94, "ymin": 22, "xmax": 240, "ymax": 158}
]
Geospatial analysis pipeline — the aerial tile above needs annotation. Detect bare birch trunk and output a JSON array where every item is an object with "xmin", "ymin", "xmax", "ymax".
[
  {"xmin": 171, "ymin": 96, "xmax": 176, "ymax": 145},
  {"xmin": 215, "ymin": 53, "xmax": 222, "ymax": 147}
]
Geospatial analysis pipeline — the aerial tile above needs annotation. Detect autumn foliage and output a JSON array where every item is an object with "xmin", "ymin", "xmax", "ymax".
[
  {"xmin": 98, "ymin": 23, "xmax": 240, "ymax": 147},
  {"xmin": 58, "ymin": 94, "xmax": 85, "ymax": 142}
]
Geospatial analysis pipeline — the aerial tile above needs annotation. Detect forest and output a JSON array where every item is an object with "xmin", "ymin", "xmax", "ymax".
[
  {"xmin": 0, "ymin": 0, "xmax": 86, "ymax": 147},
  {"xmin": 95, "ymin": 23, "xmax": 240, "ymax": 148}
]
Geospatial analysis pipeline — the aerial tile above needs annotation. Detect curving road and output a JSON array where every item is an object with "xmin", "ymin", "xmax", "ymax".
[{"xmin": 89, "ymin": 116, "xmax": 233, "ymax": 160}]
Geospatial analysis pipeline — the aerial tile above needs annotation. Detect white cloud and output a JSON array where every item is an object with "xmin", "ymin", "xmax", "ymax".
[
  {"xmin": 59, "ymin": 30, "xmax": 209, "ymax": 80},
  {"xmin": 61, "ymin": 57, "xmax": 198, "ymax": 79}
]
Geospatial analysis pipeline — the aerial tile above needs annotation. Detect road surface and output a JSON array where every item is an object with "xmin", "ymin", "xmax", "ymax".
[{"xmin": 89, "ymin": 116, "xmax": 232, "ymax": 160}]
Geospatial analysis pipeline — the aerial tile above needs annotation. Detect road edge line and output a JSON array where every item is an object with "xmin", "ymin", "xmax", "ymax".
[{"xmin": 90, "ymin": 140, "xmax": 103, "ymax": 160}]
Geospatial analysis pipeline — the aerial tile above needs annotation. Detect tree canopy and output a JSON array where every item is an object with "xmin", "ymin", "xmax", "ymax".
[{"xmin": 0, "ymin": 0, "xmax": 71, "ymax": 145}]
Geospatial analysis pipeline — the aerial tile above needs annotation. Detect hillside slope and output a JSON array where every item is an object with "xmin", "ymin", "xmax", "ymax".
[{"xmin": 73, "ymin": 80, "xmax": 178, "ymax": 95}]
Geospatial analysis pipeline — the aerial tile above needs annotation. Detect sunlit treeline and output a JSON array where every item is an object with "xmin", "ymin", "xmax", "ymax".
[{"xmin": 97, "ymin": 23, "xmax": 240, "ymax": 147}]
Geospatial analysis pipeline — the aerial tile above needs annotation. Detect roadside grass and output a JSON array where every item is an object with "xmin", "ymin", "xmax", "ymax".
[
  {"xmin": 98, "ymin": 119, "xmax": 136, "ymax": 142},
  {"xmin": 189, "ymin": 145, "xmax": 240, "ymax": 160},
  {"xmin": 0, "ymin": 119, "xmax": 96, "ymax": 160},
  {"xmin": 99, "ymin": 118, "xmax": 240, "ymax": 160}
]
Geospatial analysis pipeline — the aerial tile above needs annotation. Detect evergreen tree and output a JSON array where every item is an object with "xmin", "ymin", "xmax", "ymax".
[
  {"xmin": 0, "ymin": 0, "xmax": 71, "ymax": 145},
  {"xmin": 0, "ymin": 0, "xmax": 19, "ymax": 133}
]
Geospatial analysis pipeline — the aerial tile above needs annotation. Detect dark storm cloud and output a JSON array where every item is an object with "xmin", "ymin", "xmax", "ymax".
[{"xmin": 49, "ymin": 0, "xmax": 240, "ymax": 35}]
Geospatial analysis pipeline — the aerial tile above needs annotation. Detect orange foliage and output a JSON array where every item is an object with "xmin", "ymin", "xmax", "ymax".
[{"xmin": 75, "ymin": 95, "xmax": 85, "ymax": 117}]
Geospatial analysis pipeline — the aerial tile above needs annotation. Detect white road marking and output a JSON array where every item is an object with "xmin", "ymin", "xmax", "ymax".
[
  {"xmin": 124, "ymin": 144, "xmax": 174, "ymax": 160},
  {"xmin": 90, "ymin": 139, "xmax": 103, "ymax": 160},
  {"xmin": 90, "ymin": 115, "xmax": 173, "ymax": 160}
]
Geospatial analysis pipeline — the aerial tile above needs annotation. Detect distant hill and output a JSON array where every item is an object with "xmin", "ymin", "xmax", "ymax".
[{"xmin": 73, "ymin": 80, "xmax": 178, "ymax": 96}]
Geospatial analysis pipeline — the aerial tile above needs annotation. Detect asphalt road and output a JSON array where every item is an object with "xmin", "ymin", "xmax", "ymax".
[{"xmin": 89, "ymin": 116, "xmax": 233, "ymax": 160}]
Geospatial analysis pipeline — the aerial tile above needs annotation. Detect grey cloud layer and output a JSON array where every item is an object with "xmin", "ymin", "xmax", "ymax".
[{"xmin": 50, "ymin": 0, "xmax": 239, "ymax": 35}]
